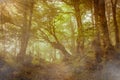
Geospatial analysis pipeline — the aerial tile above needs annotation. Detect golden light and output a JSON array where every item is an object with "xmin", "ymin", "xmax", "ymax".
[
  {"xmin": 0, "ymin": 0, "xmax": 6, "ymax": 3},
  {"xmin": 0, "ymin": 0, "xmax": 17, "ymax": 16}
]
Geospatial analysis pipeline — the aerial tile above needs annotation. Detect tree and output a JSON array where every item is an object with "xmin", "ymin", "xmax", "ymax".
[
  {"xmin": 62, "ymin": 0, "xmax": 84, "ymax": 57},
  {"xmin": 32, "ymin": 0, "xmax": 72, "ymax": 60},
  {"xmin": 18, "ymin": 0, "xmax": 35, "ymax": 58},
  {"xmin": 111, "ymin": 0, "xmax": 120, "ymax": 46}
]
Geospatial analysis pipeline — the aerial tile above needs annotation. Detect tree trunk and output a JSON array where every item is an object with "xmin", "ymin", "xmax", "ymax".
[
  {"xmin": 51, "ymin": 42, "xmax": 71, "ymax": 60},
  {"xmin": 18, "ymin": 7, "xmax": 29, "ymax": 57},
  {"xmin": 70, "ymin": 18, "xmax": 76, "ymax": 54},
  {"xmin": 111, "ymin": 0, "xmax": 120, "ymax": 46},
  {"xmin": 93, "ymin": 0, "xmax": 114, "ymax": 62},
  {"xmin": 73, "ymin": 1, "xmax": 84, "ymax": 56},
  {"xmin": 93, "ymin": 0, "xmax": 103, "ymax": 63},
  {"xmin": 98, "ymin": 0, "xmax": 112, "ymax": 48},
  {"xmin": 18, "ymin": 1, "xmax": 34, "ymax": 58}
]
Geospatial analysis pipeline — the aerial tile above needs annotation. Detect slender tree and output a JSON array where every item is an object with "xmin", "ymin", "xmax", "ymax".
[
  {"xmin": 93, "ymin": 0, "xmax": 103, "ymax": 63},
  {"xmin": 98, "ymin": 0, "xmax": 112, "ymax": 48},
  {"xmin": 93, "ymin": 0, "xmax": 115, "ymax": 62},
  {"xmin": 111, "ymin": 0, "xmax": 120, "ymax": 46},
  {"xmin": 18, "ymin": 0, "xmax": 35, "ymax": 58},
  {"xmin": 62, "ymin": 0, "xmax": 84, "ymax": 56},
  {"xmin": 72, "ymin": 0, "xmax": 84, "ymax": 56}
]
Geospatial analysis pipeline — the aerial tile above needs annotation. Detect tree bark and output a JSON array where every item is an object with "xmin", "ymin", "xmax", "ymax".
[
  {"xmin": 50, "ymin": 42, "xmax": 71, "ymax": 60},
  {"xmin": 93, "ymin": 0, "xmax": 103, "ymax": 63},
  {"xmin": 18, "ymin": 1, "xmax": 34, "ymax": 58},
  {"xmin": 111, "ymin": 0, "xmax": 120, "ymax": 46},
  {"xmin": 73, "ymin": 1, "xmax": 84, "ymax": 55},
  {"xmin": 98, "ymin": 0, "xmax": 112, "ymax": 48},
  {"xmin": 93, "ymin": 0, "xmax": 114, "ymax": 62}
]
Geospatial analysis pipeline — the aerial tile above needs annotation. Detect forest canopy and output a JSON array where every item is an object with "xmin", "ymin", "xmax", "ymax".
[{"xmin": 0, "ymin": 0, "xmax": 120, "ymax": 80}]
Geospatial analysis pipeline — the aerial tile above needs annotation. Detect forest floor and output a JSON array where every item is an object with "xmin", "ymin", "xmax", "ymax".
[{"xmin": 0, "ymin": 55, "xmax": 120, "ymax": 80}]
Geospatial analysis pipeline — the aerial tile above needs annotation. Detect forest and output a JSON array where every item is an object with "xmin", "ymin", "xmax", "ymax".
[{"xmin": 0, "ymin": 0, "xmax": 120, "ymax": 80}]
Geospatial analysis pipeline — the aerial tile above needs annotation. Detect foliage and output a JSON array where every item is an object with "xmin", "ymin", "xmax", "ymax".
[{"xmin": 0, "ymin": 0, "xmax": 120, "ymax": 80}]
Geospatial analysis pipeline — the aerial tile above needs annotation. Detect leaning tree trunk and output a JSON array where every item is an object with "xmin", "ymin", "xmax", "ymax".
[
  {"xmin": 50, "ymin": 41, "xmax": 71, "ymax": 60},
  {"xmin": 43, "ymin": 38, "xmax": 71, "ymax": 60}
]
